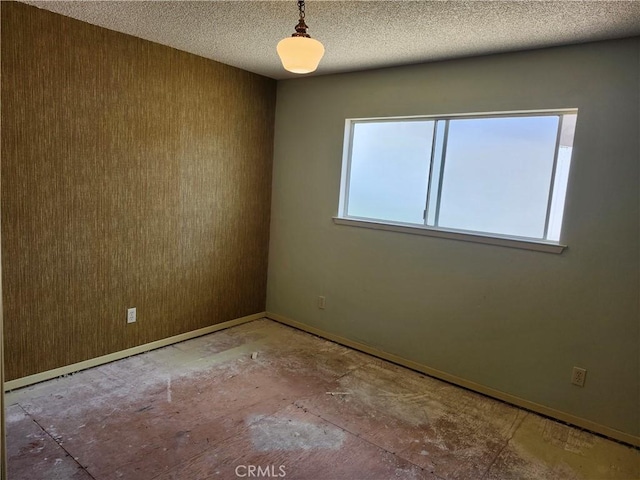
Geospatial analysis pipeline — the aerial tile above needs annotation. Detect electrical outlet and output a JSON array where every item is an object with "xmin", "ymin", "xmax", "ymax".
[
  {"xmin": 318, "ymin": 296, "xmax": 326, "ymax": 309},
  {"xmin": 571, "ymin": 367, "xmax": 586, "ymax": 387},
  {"xmin": 127, "ymin": 307, "xmax": 137, "ymax": 324}
]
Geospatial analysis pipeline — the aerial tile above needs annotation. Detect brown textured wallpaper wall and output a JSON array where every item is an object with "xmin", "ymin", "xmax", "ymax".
[{"xmin": 1, "ymin": 2, "xmax": 276, "ymax": 381}]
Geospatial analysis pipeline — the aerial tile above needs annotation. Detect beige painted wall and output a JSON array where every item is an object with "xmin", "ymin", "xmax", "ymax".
[
  {"xmin": 268, "ymin": 38, "xmax": 640, "ymax": 437},
  {"xmin": 1, "ymin": 2, "xmax": 276, "ymax": 381}
]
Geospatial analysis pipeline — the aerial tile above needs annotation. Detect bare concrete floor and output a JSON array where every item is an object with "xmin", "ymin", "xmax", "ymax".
[{"xmin": 5, "ymin": 319, "xmax": 639, "ymax": 479}]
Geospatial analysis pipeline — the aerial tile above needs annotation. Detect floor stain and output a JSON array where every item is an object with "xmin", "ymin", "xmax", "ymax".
[{"xmin": 248, "ymin": 415, "xmax": 345, "ymax": 452}]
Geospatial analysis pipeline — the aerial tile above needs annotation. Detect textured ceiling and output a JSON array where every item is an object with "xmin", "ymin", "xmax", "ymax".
[{"xmin": 22, "ymin": 1, "xmax": 640, "ymax": 79}]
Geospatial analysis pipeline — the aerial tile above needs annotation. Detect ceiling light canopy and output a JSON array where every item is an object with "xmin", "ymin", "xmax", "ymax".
[{"xmin": 277, "ymin": 0, "xmax": 324, "ymax": 74}]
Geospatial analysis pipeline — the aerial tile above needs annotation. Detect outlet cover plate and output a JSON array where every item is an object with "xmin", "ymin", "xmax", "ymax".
[{"xmin": 571, "ymin": 367, "xmax": 586, "ymax": 387}]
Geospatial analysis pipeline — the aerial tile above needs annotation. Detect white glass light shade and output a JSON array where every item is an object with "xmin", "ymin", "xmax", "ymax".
[{"xmin": 277, "ymin": 36, "xmax": 325, "ymax": 74}]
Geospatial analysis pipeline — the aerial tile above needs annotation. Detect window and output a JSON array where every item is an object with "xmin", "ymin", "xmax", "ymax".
[{"xmin": 337, "ymin": 111, "xmax": 577, "ymax": 252}]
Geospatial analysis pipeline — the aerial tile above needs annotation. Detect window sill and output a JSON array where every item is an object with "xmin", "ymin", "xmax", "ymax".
[{"xmin": 332, "ymin": 217, "xmax": 567, "ymax": 254}]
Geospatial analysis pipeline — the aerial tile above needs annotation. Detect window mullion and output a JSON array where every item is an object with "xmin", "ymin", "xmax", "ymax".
[
  {"xmin": 423, "ymin": 121, "xmax": 440, "ymax": 225},
  {"xmin": 543, "ymin": 115, "xmax": 564, "ymax": 240},
  {"xmin": 434, "ymin": 120, "xmax": 450, "ymax": 228},
  {"xmin": 343, "ymin": 121, "xmax": 356, "ymax": 217}
]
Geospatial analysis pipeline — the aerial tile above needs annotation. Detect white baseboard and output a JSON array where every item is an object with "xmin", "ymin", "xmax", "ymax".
[
  {"xmin": 266, "ymin": 311, "xmax": 640, "ymax": 448},
  {"xmin": 4, "ymin": 312, "xmax": 265, "ymax": 392}
]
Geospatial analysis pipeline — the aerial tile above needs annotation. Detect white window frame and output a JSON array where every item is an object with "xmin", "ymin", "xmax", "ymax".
[{"xmin": 335, "ymin": 109, "xmax": 578, "ymax": 254}]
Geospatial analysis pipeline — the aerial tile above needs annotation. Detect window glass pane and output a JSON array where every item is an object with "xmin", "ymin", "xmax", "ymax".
[
  {"xmin": 438, "ymin": 116, "xmax": 559, "ymax": 238},
  {"xmin": 347, "ymin": 121, "xmax": 434, "ymax": 224}
]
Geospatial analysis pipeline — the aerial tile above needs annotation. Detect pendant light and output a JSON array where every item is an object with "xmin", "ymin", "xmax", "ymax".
[{"xmin": 277, "ymin": 0, "xmax": 324, "ymax": 74}]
